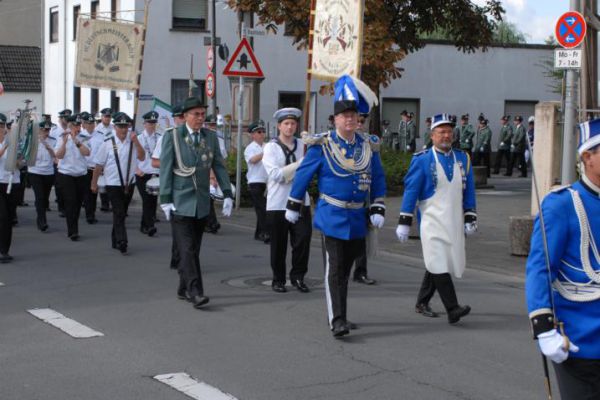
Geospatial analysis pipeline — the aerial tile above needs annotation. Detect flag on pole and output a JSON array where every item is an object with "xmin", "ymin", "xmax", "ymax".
[{"xmin": 151, "ymin": 97, "xmax": 174, "ymax": 131}]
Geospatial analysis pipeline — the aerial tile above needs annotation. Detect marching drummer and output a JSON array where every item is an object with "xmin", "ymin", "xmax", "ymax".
[
  {"xmin": 135, "ymin": 111, "xmax": 161, "ymax": 236},
  {"xmin": 91, "ymin": 113, "xmax": 145, "ymax": 254},
  {"xmin": 28, "ymin": 121, "xmax": 57, "ymax": 232},
  {"xmin": 80, "ymin": 112, "xmax": 102, "ymax": 224},
  {"xmin": 95, "ymin": 108, "xmax": 114, "ymax": 212}
]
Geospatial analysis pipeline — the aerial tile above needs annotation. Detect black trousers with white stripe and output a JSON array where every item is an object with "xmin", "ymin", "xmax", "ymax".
[{"xmin": 322, "ymin": 235, "xmax": 366, "ymax": 327}]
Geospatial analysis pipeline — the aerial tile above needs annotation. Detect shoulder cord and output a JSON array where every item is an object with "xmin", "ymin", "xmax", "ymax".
[{"xmin": 323, "ymin": 134, "xmax": 372, "ymax": 177}]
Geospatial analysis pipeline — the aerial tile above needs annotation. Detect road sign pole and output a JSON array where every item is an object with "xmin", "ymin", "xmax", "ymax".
[
  {"xmin": 210, "ymin": 0, "xmax": 217, "ymax": 117},
  {"xmin": 235, "ymin": 23, "xmax": 245, "ymax": 209}
]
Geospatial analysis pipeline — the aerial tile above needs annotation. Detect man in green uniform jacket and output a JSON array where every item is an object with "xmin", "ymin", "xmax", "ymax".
[
  {"xmin": 505, "ymin": 115, "xmax": 527, "ymax": 177},
  {"xmin": 493, "ymin": 115, "xmax": 513, "ymax": 174},
  {"xmin": 458, "ymin": 114, "xmax": 476, "ymax": 158},
  {"xmin": 473, "ymin": 118, "xmax": 492, "ymax": 177},
  {"xmin": 159, "ymin": 97, "xmax": 233, "ymax": 309}
]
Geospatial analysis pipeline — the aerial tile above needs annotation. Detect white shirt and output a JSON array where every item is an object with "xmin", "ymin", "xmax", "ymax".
[
  {"xmin": 95, "ymin": 123, "xmax": 114, "ymax": 139},
  {"xmin": 94, "ymin": 133, "xmax": 138, "ymax": 186},
  {"xmin": 137, "ymin": 130, "xmax": 160, "ymax": 174},
  {"xmin": 0, "ymin": 138, "xmax": 20, "ymax": 184},
  {"xmin": 244, "ymin": 141, "xmax": 268, "ymax": 184},
  {"xmin": 28, "ymin": 137, "xmax": 56, "ymax": 175},
  {"xmin": 262, "ymin": 138, "xmax": 309, "ymax": 211},
  {"xmin": 151, "ymin": 134, "xmax": 163, "ymax": 160},
  {"xmin": 87, "ymin": 129, "xmax": 106, "ymax": 169},
  {"xmin": 49, "ymin": 124, "xmax": 64, "ymax": 141},
  {"xmin": 54, "ymin": 134, "xmax": 89, "ymax": 177}
]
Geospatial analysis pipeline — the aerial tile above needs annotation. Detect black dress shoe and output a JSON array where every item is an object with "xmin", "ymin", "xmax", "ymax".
[
  {"xmin": 448, "ymin": 305, "xmax": 471, "ymax": 324},
  {"xmin": 263, "ymin": 235, "xmax": 270, "ymax": 244},
  {"xmin": 272, "ymin": 282, "xmax": 287, "ymax": 293},
  {"xmin": 140, "ymin": 226, "xmax": 149, "ymax": 234},
  {"xmin": 188, "ymin": 295, "xmax": 210, "ymax": 309},
  {"xmin": 0, "ymin": 254, "xmax": 12, "ymax": 263},
  {"xmin": 415, "ymin": 303, "xmax": 439, "ymax": 318},
  {"xmin": 354, "ymin": 275, "xmax": 376, "ymax": 285},
  {"xmin": 117, "ymin": 241, "xmax": 127, "ymax": 254},
  {"xmin": 291, "ymin": 280, "xmax": 310, "ymax": 293},
  {"xmin": 100, "ymin": 206, "xmax": 110, "ymax": 212},
  {"xmin": 40, "ymin": 224, "xmax": 49, "ymax": 232},
  {"xmin": 177, "ymin": 287, "xmax": 187, "ymax": 300},
  {"xmin": 332, "ymin": 320, "xmax": 350, "ymax": 338},
  {"xmin": 59, "ymin": 211, "xmax": 65, "ymax": 218},
  {"xmin": 69, "ymin": 234, "xmax": 80, "ymax": 241},
  {"xmin": 87, "ymin": 218, "xmax": 98, "ymax": 224},
  {"xmin": 147, "ymin": 227, "xmax": 157, "ymax": 237},
  {"xmin": 346, "ymin": 320, "xmax": 358, "ymax": 330}
]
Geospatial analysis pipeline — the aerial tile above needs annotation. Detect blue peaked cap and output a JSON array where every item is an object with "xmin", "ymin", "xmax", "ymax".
[
  {"xmin": 579, "ymin": 118, "xmax": 600, "ymax": 154},
  {"xmin": 431, "ymin": 113, "xmax": 453, "ymax": 129},
  {"xmin": 334, "ymin": 75, "xmax": 378, "ymax": 115}
]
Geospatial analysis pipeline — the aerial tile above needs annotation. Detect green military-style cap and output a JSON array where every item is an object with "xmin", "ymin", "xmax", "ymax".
[
  {"xmin": 181, "ymin": 97, "xmax": 207, "ymax": 113},
  {"xmin": 171, "ymin": 104, "xmax": 183, "ymax": 117}
]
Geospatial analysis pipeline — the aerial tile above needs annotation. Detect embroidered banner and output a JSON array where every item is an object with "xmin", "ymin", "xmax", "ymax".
[
  {"xmin": 311, "ymin": 0, "xmax": 364, "ymax": 81},
  {"xmin": 75, "ymin": 18, "xmax": 144, "ymax": 91}
]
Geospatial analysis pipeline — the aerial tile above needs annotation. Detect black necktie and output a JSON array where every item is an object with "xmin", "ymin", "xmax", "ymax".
[{"xmin": 193, "ymin": 132, "xmax": 199, "ymax": 146}]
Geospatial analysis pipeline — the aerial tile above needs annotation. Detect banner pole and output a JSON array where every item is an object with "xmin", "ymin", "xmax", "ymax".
[
  {"xmin": 132, "ymin": 0, "xmax": 150, "ymax": 131},
  {"xmin": 303, "ymin": 0, "xmax": 317, "ymax": 133},
  {"xmin": 189, "ymin": 54, "xmax": 194, "ymax": 97}
]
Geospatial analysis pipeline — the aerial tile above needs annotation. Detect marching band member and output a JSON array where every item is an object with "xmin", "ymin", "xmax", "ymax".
[
  {"xmin": 159, "ymin": 97, "xmax": 233, "ymax": 309},
  {"xmin": 263, "ymin": 107, "xmax": 312, "ymax": 294},
  {"xmin": 244, "ymin": 120, "xmax": 269, "ymax": 243},
  {"xmin": 135, "ymin": 111, "xmax": 161, "ymax": 236},
  {"xmin": 92, "ymin": 113, "xmax": 144, "ymax": 254},
  {"xmin": 95, "ymin": 108, "xmax": 114, "ymax": 211},
  {"xmin": 79, "ymin": 112, "xmax": 101, "ymax": 224},
  {"xmin": 28, "ymin": 121, "xmax": 56, "ymax": 232},
  {"xmin": 526, "ymin": 118, "xmax": 600, "ymax": 398},
  {"xmin": 51, "ymin": 109, "xmax": 71, "ymax": 217},
  {"xmin": 54, "ymin": 114, "xmax": 90, "ymax": 241},
  {"xmin": 0, "ymin": 113, "xmax": 20, "ymax": 263},
  {"xmin": 286, "ymin": 75, "xmax": 385, "ymax": 337},
  {"xmin": 396, "ymin": 113, "xmax": 475, "ymax": 323}
]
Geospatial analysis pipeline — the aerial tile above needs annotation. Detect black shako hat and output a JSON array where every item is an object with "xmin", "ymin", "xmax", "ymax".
[{"xmin": 333, "ymin": 100, "xmax": 358, "ymax": 116}]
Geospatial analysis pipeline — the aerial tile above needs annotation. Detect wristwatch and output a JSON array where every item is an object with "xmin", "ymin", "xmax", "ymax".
[{"xmin": 75, "ymin": 142, "xmax": 82, "ymax": 148}]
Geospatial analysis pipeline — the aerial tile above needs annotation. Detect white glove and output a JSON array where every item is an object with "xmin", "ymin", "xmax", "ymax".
[
  {"xmin": 464, "ymin": 222, "xmax": 478, "ymax": 236},
  {"xmin": 160, "ymin": 203, "xmax": 176, "ymax": 221},
  {"xmin": 538, "ymin": 329, "xmax": 579, "ymax": 364},
  {"xmin": 370, "ymin": 214, "xmax": 385, "ymax": 229},
  {"xmin": 500, "ymin": 142, "xmax": 505, "ymax": 146},
  {"xmin": 511, "ymin": 144, "xmax": 515, "ymax": 151},
  {"xmin": 396, "ymin": 224, "xmax": 410, "ymax": 243},
  {"xmin": 406, "ymin": 145, "xmax": 411, "ymax": 150},
  {"xmin": 285, "ymin": 209, "xmax": 300, "ymax": 224},
  {"xmin": 480, "ymin": 147, "xmax": 485, "ymax": 152},
  {"xmin": 222, "ymin": 198, "xmax": 233, "ymax": 217}
]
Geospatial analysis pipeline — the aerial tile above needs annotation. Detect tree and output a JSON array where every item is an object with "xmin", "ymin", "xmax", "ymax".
[
  {"xmin": 229, "ymin": 0, "xmax": 504, "ymax": 132},
  {"xmin": 493, "ymin": 21, "xmax": 527, "ymax": 44}
]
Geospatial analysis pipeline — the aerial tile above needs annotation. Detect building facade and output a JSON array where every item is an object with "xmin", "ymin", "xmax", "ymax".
[{"xmin": 42, "ymin": 0, "xmax": 560, "ymax": 148}]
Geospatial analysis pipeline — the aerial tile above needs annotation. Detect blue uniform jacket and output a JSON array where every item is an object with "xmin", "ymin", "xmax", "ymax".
[
  {"xmin": 288, "ymin": 131, "xmax": 386, "ymax": 240},
  {"xmin": 526, "ymin": 181, "xmax": 600, "ymax": 359},
  {"xmin": 399, "ymin": 148, "xmax": 476, "ymax": 222}
]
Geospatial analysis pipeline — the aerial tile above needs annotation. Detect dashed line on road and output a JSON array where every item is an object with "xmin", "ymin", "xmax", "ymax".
[
  {"xmin": 0, "ymin": 281, "xmax": 4, "ymax": 286},
  {"xmin": 27, "ymin": 308, "xmax": 104, "ymax": 339},
  {"xmin": 154, "ymin": 372, "xmax": 238, "ymax": 400}
]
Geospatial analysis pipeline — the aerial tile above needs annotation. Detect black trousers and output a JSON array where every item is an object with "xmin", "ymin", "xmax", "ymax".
[
  {"xmin": 322, "ymin": 235, "xmax": 365, "ymax": 326},
  {"xmin": 267, "ymin": 208, "xmax": 312, "ymax": 284},
  {"xmin": 57, "ymin": 173, "xmax": 87, "ymax": 236},
  {"xmin": 473, "ymin": 151, "xmax": 491, "ymax": 177},
  {"xmin": 554, "ymin": 358, "xmax": 600, "ymax": 400},
  {"xmin": 28, "ymin": 173, "xmax": 55, "ymax": 227},
  {"xmin": 14, "ymin": 167, "xmax": 28, "ymax": 205},
  {"xmin": 248, "ymin": 183, "xmax": 268, "ymax": 239},
  {"xmin": 53, "ymin": 166, "xmax": 64, "ymax": 212},
  {"xmin": 0, "ymin": 183, "xmax": 19, "ymax": 255},
  {"xmin": 493, "ymin": 149, "xmax": 511, "ymax": 173},
  {"xmin": 135, "ymin": 174, "xmax": 158, "ymax": 230},
  {"xmin": 170, "ymin": 219, "xmax": 180, "ymax": 269},
  {"xmin": 352, "ymin": 249, "xmax": 368, "ymax": 279},
  {"xmin": 172, "ymin": 215, "xmax": 207, "ymax": 297},
  {"xmin": 506, "ymin": 151, "xmax": 527, "ymax": 177},
  {"xmin": 206, "ymin": 198, "xmax": 219, "ymax": 229},
  {"xmin": 100, "ymin": 192, "xmax": 110, "ymax": 210},
  {"xmin": 416, "ymin": 271, "xmax": 459, "ymax": 311},
  {"xmin": 83, "ymin": 169, "xmax": 97, "ymax": 220},
  {"xmin": 106, "ymin": 186, "xmax": 133, "ymax": 247}
]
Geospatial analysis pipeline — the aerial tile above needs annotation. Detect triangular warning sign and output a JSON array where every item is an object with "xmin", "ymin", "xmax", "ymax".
[{"xmin": 222, "ymin": 38, "xmax": 264, "ymax": 78}]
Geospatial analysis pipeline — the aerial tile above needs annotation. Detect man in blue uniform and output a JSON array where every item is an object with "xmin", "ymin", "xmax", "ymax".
[
  {"xmin": 525, "ymin": 118, "xmax": 600, "ymax": 399},
  {"xmin": 396, "ymin": 113, "xmax": 475, "ymax": 323},
  {"xmin": 286, "ymin": 74, "xmax": 386, "ymax": 337}
]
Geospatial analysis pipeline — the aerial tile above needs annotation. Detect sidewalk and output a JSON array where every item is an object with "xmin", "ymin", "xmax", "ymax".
[{"xmin": 223, "ymin": 174, "xmax": 533, "ymax": 278}]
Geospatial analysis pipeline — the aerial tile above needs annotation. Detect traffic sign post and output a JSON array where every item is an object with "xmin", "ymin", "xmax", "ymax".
[
  {"xmin": 554, "ymin": 49, "xmax": 582, "ymax": 69},
  {"xmin": 222, "ymin": 37, "xmax": 264, "ymax": 78},
  {"xmin": 207, "ymin": 47, "xmax": 214, "ymax": 71},
  {"xmin": 555, "ymin": 11, "xmax": 586, "ymax": 49},
  {"xmin": 205, "ymin": 73, "xmax": 215, "ymax": 99}
]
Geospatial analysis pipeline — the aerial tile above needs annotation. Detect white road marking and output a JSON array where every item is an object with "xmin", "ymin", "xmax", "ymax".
[
  {"xmin": 27, "ymin": 308, "xmax": 104, "ymax": 338},
  {"xmin": 0, "ymin": 282, "xmax": 4, "ymax": 286},
  {"xmin": 154, "ymin": 373, "xmax": 237, "ymax": 400}
]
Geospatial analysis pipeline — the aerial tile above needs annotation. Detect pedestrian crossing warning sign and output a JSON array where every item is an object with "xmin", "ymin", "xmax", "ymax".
[{"xmin": 222, "ymin": 38, "xmax": 264, "ymax": 78}]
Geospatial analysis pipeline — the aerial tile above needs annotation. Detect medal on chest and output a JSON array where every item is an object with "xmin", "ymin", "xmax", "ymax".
[{"xmin": 357, "ymin": 173, "xmax": 371, "ymax": 191}]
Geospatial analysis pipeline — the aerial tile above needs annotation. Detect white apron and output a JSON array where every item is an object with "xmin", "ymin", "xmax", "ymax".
[{"xmin": 419, "ymin": 150, "xmax": 466, "ymax": 278}]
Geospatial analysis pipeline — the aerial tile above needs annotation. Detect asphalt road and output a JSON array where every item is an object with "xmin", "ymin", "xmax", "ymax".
[{"xmin": 0, "ymin": 193, "xmax": 555, "ymax": 400}]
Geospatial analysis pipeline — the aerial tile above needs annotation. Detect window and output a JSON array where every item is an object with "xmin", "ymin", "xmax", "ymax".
[
  {"xmin": 110, "ymin": 90, "xmax": 120, "ymax": 113},
  {"xmin": 73, "ymin": 86, "xmax": 81, "ymax": 114},
  {"xmin": 91, "ymin": 88, "xmax": 99, "ymax": 114},
  {"xmin": 73, "ymin": 5, "xmax": 80, "ymax": 40},
  {"xmin": 49, "ymin": 7, "xmax": 59, "ymax": 43},
  {"xmin": 91, "ymin": 1, "xmax": 99, "ymax": 19},
  {"xmin": 172, "ymin": 0, "xmax": 208, "ymax": 30},
  {"xmin": 171, "ymin": 79, "xmax": 204, "ymax": 107}
]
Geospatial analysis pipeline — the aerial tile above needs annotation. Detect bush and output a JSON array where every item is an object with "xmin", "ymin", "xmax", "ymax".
[
  {"xmin": 225, "ymin": 152, "xmax": 253, "ymax": 207},
  {"xmin": 379, "ymin": 149, "xmax": 413, "ymax": 196}
]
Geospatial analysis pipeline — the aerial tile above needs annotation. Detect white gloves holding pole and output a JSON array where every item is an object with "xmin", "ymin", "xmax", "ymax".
[{"xmin": 537, "ymin": 329, "xmax": 579, "ymax": 364}]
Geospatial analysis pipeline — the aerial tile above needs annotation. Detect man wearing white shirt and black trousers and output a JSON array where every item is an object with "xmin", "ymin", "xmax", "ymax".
[
  {"xmin": 95, "ymin": 108, "xmax": 114, "ymax": 211},
  {"xmin": 92, "ymin": 113, "xmax": 144, "ymax": 254},
  {"xmin": 28, "ymin": 121, "xmax": 57, "ymax": 231},
  {"xmin": 54, "ymin": 114, "xmax": 90, "ymax": 241},
  {"xmin": 79, "ymin": 112, "xmax": 101, "ymax": 224},
  {"xmin": 0, "ymin": 113, "xmax": 20, "ymax": 262},
  {"xmin": 262, "ymin": 108, "xmax": 312, "ymax": 293},
  {"xmin": 244, "ymin": 120, "xmax": 269, "ymax": 243},
  {"xmin": 135, "ymin": 111, "xmax": 161, "ymax": 236}
]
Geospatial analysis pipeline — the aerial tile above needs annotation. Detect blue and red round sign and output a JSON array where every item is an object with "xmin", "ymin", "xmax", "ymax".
[{"xmin": 555, "ymin": 11, "xmax": 587, "ymax": 49}]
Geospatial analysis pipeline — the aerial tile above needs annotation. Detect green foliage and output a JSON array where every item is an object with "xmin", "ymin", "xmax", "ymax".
[
  {"xmin": 379, "ymin": 149, "xmax": 413, "ymax": 196},
  {"xmin": 225, "ymin": 152, "xmax": 253, "ymax": 207},
  {"xmin": 493, "ymin": 21, "xmax": 527, "ymax": 44}
]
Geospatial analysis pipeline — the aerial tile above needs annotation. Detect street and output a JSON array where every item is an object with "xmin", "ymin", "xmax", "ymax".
[{"xmin": 0, "ymin": 178, "xmax": 554, "ymax": 400}]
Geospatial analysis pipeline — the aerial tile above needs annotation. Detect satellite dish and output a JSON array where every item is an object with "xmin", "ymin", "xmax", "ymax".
[{"xmin": 218, "ymin": 44, "xmax": 229, "ymax": 61}]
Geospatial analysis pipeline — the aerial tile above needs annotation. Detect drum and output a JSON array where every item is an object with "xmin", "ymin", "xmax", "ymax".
[
  {"xmin": 146, "ymin": 176, "xmax": 160, "ymax": 196},
  {"xmin": 97, "ymin": 175, "xmax": 106, "ymax": 194},
  {"xmin": 209, "ymin": 183, "xmax": 236, "ymax": 202}
]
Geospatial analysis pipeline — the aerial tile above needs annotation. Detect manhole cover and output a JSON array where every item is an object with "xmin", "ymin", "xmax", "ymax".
[{"xmin": 223, "ymin": 276, "xmax": 324, "ymax": 290}]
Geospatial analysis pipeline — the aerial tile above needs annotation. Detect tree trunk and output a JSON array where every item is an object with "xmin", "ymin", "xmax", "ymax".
[{"xmin": 369, "ymin": 86, "xmax": 382, "ymax": 137}]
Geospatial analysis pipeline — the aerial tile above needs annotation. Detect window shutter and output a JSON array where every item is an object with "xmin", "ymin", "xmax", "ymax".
[{"xmin": 173, "ymin": 0, "xmax": 208, "ymax": 20}]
